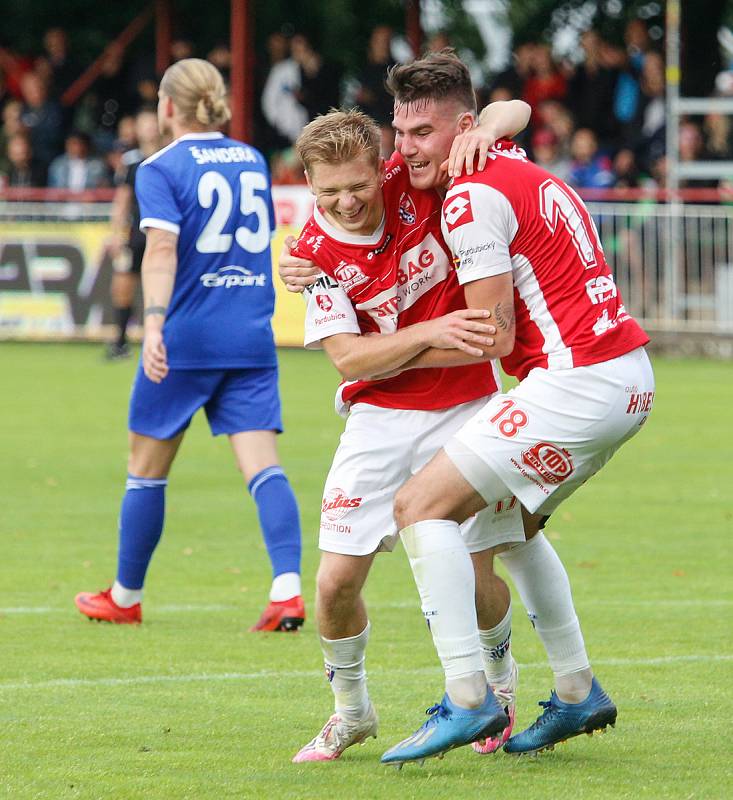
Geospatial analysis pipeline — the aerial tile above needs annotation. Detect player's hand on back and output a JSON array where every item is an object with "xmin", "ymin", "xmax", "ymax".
[
  {"xmin": 278, "ymin": 235, "xmax": 320, "ymax": 293},
  {"xmin": 142, "ymin": 329, "xmax": 169, "ymax": 383},
  {"xmin": 422, "ymin": 309, "xmax": 496, "ymax": 357}
]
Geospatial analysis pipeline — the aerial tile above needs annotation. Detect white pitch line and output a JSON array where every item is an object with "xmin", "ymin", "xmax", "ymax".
[
  {"xmin": 1, "ymin": 655, "xmax": 730, "ymax": 693},
  {"xmin": 369, "ymin": 599, "xmax": 733, "ymax": 609},
  {"xmin": 2, "ymin": 598, "xmax": 731, "ymax": 615},
  {"xmin": 0, "ymin": 604, "xmax": 239, "ymax": 615}
]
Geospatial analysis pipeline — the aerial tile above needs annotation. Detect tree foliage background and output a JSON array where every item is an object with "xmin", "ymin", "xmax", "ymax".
[{"xmin": 1, "ymin": 0, "xmax": 731, "ymax": 94}]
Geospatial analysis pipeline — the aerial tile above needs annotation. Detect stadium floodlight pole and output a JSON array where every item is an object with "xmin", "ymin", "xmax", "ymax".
[
  {"xmin": 230, "ymin": 0, "xmax": 254, "ymax": 142},
  {"xmin": 406, "ymin": 0, "xmax": 423, "ymax": 57},
  {"xmin": 155, "ymin": 0, "xmax": 173, "ymax": 77},
  {"xmin": 665, "ymin": 0, "xmax": 682, "ymax": 324}
]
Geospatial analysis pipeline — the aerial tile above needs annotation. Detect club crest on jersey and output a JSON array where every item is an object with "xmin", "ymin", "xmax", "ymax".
[
  {"xmin": 522, "ymin": 442, "xmax": 574, "ymax": 485},
  {"xmin": 398, "ymin": 192, "xmax": 417, "ymax": 225},
  {"xmin": 321, "ymin": 487, "xmax": 362, "ymax": 521},
  {"xmin": 443, "ymin": 191, "xmax": 474, "ymax": 232},
  {"xmin": 316, "ymin": 294, "xmax": 333, "ymax": 312},
  {"xmin": 334, "ymin": 261, "xmax": 369, "ymax": 290}
]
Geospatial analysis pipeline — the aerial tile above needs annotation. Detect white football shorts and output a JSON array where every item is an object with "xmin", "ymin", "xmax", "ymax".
[
  {"xmin": 444, "ymin": 347, "xmax": 655, "ymax": 516},
  {"xmin": 318, "ymin": 397, "xmax": 525, "ymax": 556}
]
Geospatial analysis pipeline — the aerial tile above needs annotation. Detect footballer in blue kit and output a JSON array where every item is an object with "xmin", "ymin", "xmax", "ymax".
[{"xmin": 75, "ymin": 59, "xmax": 304, "ymax": 631}]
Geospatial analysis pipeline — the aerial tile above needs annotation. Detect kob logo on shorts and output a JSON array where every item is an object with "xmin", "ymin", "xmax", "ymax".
[
  {"xmin": 522, "ymin": 442, "xmax": 574, "ymax": 485},
  {"xmin": 321, "ymin": 487, "xmax": 362, "ymax": 521}
]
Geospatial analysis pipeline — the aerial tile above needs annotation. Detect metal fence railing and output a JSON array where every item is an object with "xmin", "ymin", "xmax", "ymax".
[
  {"xmin": 588, "ymin": 201, "xmax": 733, "ymax": 333},
  {"xmin": 2, "ymin": 189, "xmax": 733, "ymax": 337}
]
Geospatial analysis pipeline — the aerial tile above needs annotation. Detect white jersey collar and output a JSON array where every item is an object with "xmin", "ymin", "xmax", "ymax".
[
  {"xmin": 314, "ymin": 204, "xmax": 386, "ymax": 247},
  {"xmin": 177, "ymin": 132, "xmax": 225, "ymax": 142}
]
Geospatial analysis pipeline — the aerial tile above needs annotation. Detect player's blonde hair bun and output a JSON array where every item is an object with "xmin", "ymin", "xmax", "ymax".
[
  {"xmin": 195, "ymin": 91, "xmax": 231, "ymax": 127},
  {"xmin": 161, "ymin": 58, "xmax": 232, "ymax": 128}
]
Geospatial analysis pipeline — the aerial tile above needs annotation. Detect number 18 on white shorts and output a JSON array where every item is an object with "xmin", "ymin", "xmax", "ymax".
[{"xmin": 444, "ymin": 347, "xmax": 655, "ymax": 516}]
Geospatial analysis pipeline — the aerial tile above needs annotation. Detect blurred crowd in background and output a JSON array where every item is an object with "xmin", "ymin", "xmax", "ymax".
[{"xmin": 1, "ymin": 19, "xmax": 733, "ymax": 194}]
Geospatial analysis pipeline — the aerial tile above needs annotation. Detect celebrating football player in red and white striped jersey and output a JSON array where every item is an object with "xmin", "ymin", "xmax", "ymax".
[
  {"xmin": 282, "ymin": 104, "xmax": 532, "ymax": 763},
  {"xmin": 380, "ymin": 51, "xmax": 653, "ymax": 764}
]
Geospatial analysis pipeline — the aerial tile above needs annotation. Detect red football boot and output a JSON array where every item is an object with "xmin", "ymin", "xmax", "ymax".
[
  {"xmin": 74, "ymin": 589, "xmax": 142, "ymax": 624},
  {"xmin": 250, "ymin": 595, "xmax": 305, "ymax": 632}
]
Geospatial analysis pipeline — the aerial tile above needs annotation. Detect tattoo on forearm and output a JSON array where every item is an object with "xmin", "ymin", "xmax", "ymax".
[
  {"xmin": 144, "ymin": 305, "xmax": 167, "ymax": 317},
  {"xmin": 494, "ymin": 301, "xmax": 515, "ymax": 332}
]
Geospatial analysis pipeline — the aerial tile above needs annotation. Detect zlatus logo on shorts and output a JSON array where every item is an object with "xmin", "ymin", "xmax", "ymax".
[{"xmin": 321, "ymin": 488, "xmax": 362, "ymax": 521}]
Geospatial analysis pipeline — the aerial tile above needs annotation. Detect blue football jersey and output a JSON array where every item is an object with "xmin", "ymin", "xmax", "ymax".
[{"xmin": 136, "ymin": 132, "xmax": 277, "ymax": 368}]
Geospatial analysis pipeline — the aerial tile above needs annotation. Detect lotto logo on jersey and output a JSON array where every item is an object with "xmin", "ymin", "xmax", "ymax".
[
  {"xmin": 316, "ymin": 294, "xmax": 333, "ymax": 312},
  {"xmin": 443, "ymin": 191, "xmax": 474, "ymax": 232},
  {"xmin": 398, "ymin": 192, "xmax": 417, "ymax": 225},
  {"xmin": 321, "ymin": 488, "xmax": 362, "ymax": 521},
  {"xmin": 334, "ymin": 261, "xmax": 369, "ymax": 291},
  {"xmin": 521, "ymin": 442, "xmax": 574, "ymax": 485}
]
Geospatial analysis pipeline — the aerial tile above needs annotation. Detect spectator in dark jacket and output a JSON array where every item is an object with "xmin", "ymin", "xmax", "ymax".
[
  {"xmin": 628, "ymin": 50, "xmax": 665, "ymax": 173},
  {"xmin": 0, "ymin": 131, "xmax": 47, "ymax": 186},
  {"xmin": 567, "ymin": 30, "xmax": 619, "ymax": 147},
  {"xmin": 353, "ymin": 25, "xmax": 396, "ymax": 156},
  {"xmin": 291, "ymin": 34, "xmax": 342, "ymax": 121},
  {"xmin": 20, "ymin": 71, "xmax": 64, "ymax": 170}
]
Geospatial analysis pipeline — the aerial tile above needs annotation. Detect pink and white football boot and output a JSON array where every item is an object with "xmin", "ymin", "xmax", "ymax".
[
  {"xmin": 473, "ymin": 658, "xmax": 519, "ymax": 754},
  {"xmin": 292, "ymin": 704, "xmax": 378, "ymax": 762}
]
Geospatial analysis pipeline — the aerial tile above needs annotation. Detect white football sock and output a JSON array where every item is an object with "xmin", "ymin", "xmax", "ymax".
[
  {"xmin": 479, "ymin": 604, "xmax": 513, "ymax": 687},
  {"xmin": 445, "ymin": 672, "xmax": 489, "ymax": 709},
  {"xmin": 498, "ymin": 533, "xmax": 591, "ymax": 686},
  {"xmin": 320, "ymin": 622, "xmax": 371, "ymax": 721},
  {"xmin": 111, "ymin": 580, "xmax": 142, "ymax": 608},
  {"xmin": 400, "ymin": 520, "xmax": 485, "ymax": 707},
  {"xmin": 555, "ymin": 668, "xmax": 593, "ymax": 703},
  {"xmin": 269, "ymin": 571, "xmax": 301, "ymax": 602}
]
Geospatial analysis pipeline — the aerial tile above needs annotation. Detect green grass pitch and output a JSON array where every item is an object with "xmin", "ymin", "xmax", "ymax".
[{"xmin": 1, "ymin": 343, "xmax": 731, "ymax": 799}]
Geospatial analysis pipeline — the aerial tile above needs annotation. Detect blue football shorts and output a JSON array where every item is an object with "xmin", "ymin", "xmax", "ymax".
[{"xmin": 128, "ymin": 364, "xmax": 283, "ymax": 440}]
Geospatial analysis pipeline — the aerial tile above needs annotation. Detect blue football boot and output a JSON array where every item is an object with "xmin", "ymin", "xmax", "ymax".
[
  {"xmin": 504, "ymin": 677, "xmax": 617, "ymax": 756},
  {"xmin": 381, "ymin": 689, "xmax": 509, "ymax": 767}
]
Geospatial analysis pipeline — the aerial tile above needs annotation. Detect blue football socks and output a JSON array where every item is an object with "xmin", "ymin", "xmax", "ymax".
[
  {"xmin": 248, "ymin": 466, "xmax": 301, "ymax": 579},
  {"xmin": 116, "ymin": 475, "xmax": 167, "ymax": 590}
]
